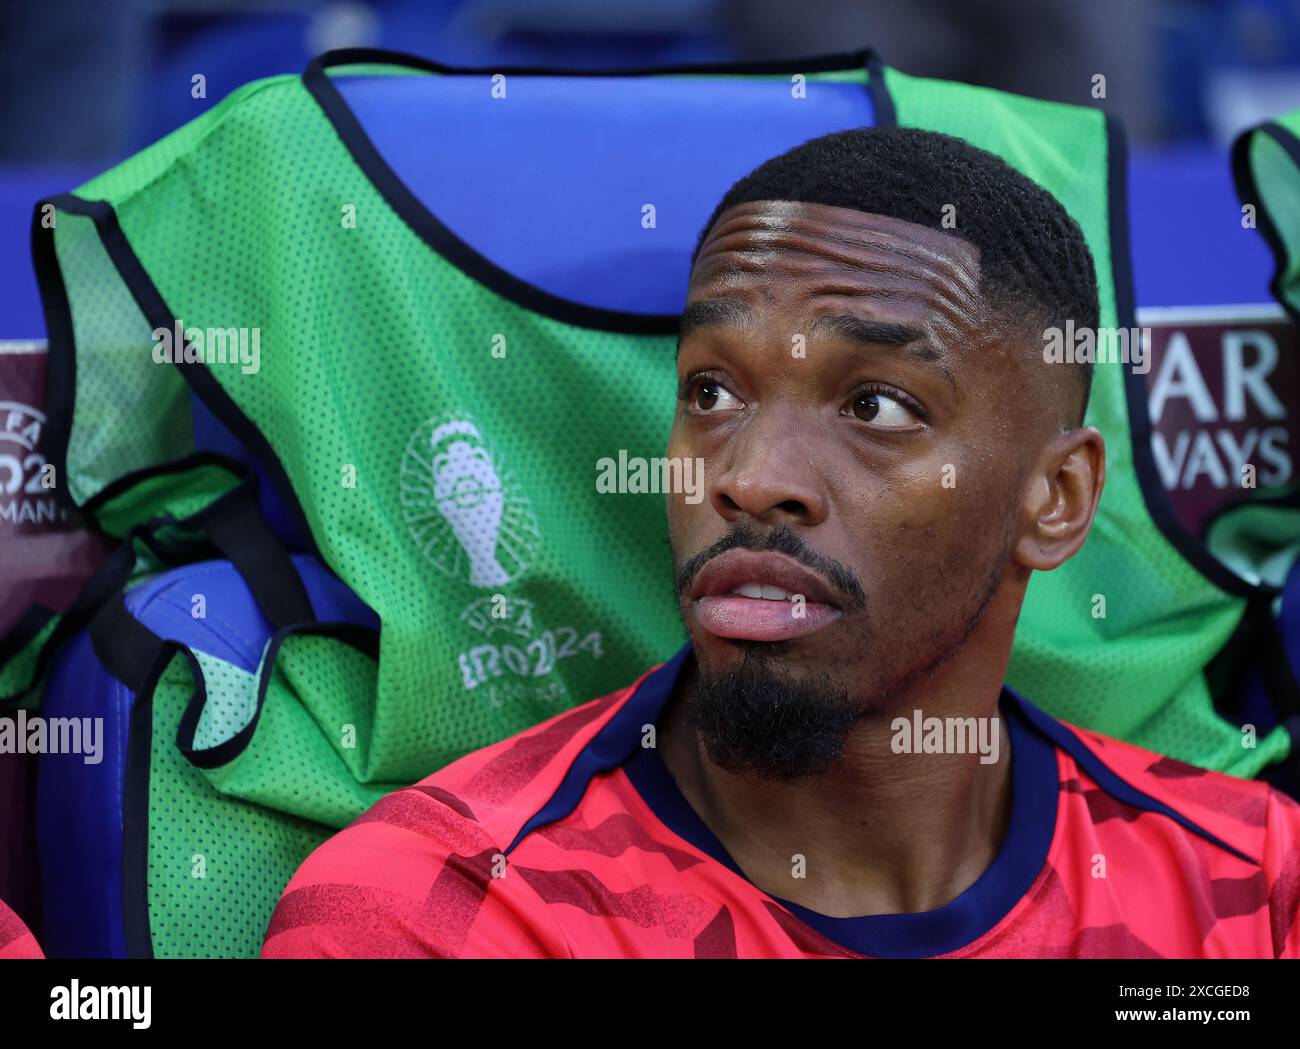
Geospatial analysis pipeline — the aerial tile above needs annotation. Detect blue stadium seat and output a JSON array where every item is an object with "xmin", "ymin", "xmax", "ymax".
[{"xmin": 36, "ymin": 555, "xmax": 377, "ymax": 958}]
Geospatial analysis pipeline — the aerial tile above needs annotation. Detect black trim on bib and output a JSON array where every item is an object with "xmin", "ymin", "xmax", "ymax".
[
  {"xmin": 301, "ymin": 46, "xmax": 890, "ymax": 334},
  {"xmin": 1232, "ymin": 120, "xmax": 1300, "ymax": 328},
  {"xmin": 193, "ymin": 494, "xmax": 313, "ymax": 628},
  {"xmin": 29, "ymin": 193, "xmax": 322, "ymax": 564},
  {"xmin": 121, "ymin": 645, "xmax": 159, "ymax": 961},
  {"xmin": 81, "ymin": 451, "xmax": 244, "ymax": 520},
  {"xmin": 308, "ymin": 45, "xmax": 889, "ymax": 79},
  {"xmin": 865, "ymin": 51, "xmax": 897, "ymax": 127},
  {"xmin": 176, "ymin": 620, "xmax": 379, "ymax": 770},
  {"xmin": 30, "ymin": 197, "xmax": 79, "ymax": 523},
  {"xmin": 113, "ymin": 627, "xmax": 206, "ymax": 961}
]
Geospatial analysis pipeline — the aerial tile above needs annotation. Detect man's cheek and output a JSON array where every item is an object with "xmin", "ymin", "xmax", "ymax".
[
  {"xmin": 874, "ymin": 482, "xmax": 985, "ymax": 585},
  {"xmin": 664, "ymin": 491, "xmax": 691, "ymax": 567}
]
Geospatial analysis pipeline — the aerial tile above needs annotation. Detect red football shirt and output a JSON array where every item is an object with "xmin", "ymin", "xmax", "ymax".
[
  {"xmin": 263, "ymin": 646, "xmax": 1300, "ymax": 958},
  {"xmin": 0, "ymin": 898, "xmax": 43, "ymax": 959}
]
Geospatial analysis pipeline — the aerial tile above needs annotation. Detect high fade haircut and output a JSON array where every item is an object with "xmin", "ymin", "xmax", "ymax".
[{"xmin": 690, "ymin": 126, "xmax": 1100, "ymax": 425}]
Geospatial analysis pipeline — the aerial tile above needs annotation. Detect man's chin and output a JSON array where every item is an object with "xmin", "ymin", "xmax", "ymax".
[{"xmin": 683, "ymin": 648, "xmax": 863, "ymax": 782}]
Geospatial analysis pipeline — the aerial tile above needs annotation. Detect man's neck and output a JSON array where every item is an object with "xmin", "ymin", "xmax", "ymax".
[{"xmin": 656, "ymin": 655, "xmax": 1015, "ymax": 918}]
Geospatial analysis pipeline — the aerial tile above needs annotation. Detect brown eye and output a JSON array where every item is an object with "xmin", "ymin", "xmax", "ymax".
[
  {"xmin": 852, "ymin": 393, "xmax": 880, "ymax": 422},
  {"xmin": 843, "ymin": 387, "xmax": 921, "ymax": 429},
  {"xmin": 679, "ymin": 375, "xmax": 743, "ymax": 414}
]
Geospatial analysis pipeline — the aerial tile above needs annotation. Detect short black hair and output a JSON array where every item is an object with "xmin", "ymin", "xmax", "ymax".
[{"xmin": 691, "ymin": 126, "xmax": 1099, "ymax": 424}]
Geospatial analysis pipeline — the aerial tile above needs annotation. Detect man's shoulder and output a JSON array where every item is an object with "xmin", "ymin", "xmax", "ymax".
[
  {"xmin": 1051, "ymin": 720, "xmax": 1300, "ymax": 956},
  {"xmin": 410, "ymin": 666, "xmax": 658, "ymax": 836},
  {"xmin": 1056, "ymin": 716, "xmax": 1300, "ymax": 864},
  {"xmin": 262, "ymin": 664, "xmax": 664, "ymax": 957}
]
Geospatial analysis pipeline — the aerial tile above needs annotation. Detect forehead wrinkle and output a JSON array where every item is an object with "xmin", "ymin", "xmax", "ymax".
[
  {"xmin": 703, "ymin": 230, "xmax": 965, "ymax": 288},
  {"xmin": 803, "ymin": 273, "xmax": 985, "ymax": 348},
  {"xmin": 697, "ymin": 237, "xmax": 984, "ymax": 338},
  {"xmin": 703, "ymin": 206, "xmax": 983, "ymax": 298},
  {"xmin": 679, "ymin": 280, "xmax": 984, "ymax": 368},
  {"xmin": 777, "ymin": 214, "xmax": 979, "ymax": 287}
]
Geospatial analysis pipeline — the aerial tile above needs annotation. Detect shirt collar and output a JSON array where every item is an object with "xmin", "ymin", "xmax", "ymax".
[{"xmin": 619, "ymin": 644, "xmax": 1060, "ymax": 958}]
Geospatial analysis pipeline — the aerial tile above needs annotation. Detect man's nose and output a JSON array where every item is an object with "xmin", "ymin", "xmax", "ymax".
[{"xmin": 706, "ymin": 409, "xmax": 829, "ymax": 528}]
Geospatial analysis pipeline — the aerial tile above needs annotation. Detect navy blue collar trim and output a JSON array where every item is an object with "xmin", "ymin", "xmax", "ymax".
[
  {"xmin": 1010, "ymin": 699, "xmax": 1259, "ymax": 866},
  {"xmin": 502, "ymin": 646, "xmax": 697, "ymax": 855},
  {"xmin": 510, "ymin": 643, "xmax": 1256, "ymax": 955},
  {"xmin": 622, "ymin": 658, "xmax": 1058, "ymax": 958}
]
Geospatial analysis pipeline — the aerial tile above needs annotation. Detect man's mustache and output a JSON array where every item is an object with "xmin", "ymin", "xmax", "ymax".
[{"xmin": 675, "ymin": 523, "xmax": 866, "ymax": 611}]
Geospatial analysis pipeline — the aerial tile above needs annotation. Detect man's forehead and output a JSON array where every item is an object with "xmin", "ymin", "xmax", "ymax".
[
  {"xmin": 692, "ymin": 199, "xmax": 982, "ymax": 275},
  {"xmin": 686, "ymin": 201, "xmax": 987, "ymax": 348},
  {"xmin": 680, "ymin": 298, "xmax": 922, "ymax": 344}
]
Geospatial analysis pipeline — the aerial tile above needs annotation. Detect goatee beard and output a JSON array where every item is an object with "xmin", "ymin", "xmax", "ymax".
[
  {"xmin": 676, "ymin": 512, "xmax": 1016, "ymax": 783},
  {"xmin": 684, "ymin": 646, "xmax": 861, "ymax": 782}
]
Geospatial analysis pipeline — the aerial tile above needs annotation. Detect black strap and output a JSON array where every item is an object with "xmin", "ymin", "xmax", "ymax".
[
  {"xmin": 1, "ymin": 517, "xmax": 163, "ymax": 703},
  {"xmin": 1, "ymin": 470, "xmax": 316, "ymax": 703},
  {"xmin": 1210, "ymin": 590, "xmax": 1300, "ymax": 794},
  {"xmin": 87, "ymin": 590, "xmax": 168, "ymax": 695},
  {"xmin": 194, "ymin": 491, "xmax": 314, "ymax": 628}
]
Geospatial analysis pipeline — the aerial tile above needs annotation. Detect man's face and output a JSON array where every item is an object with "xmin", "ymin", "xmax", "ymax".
[{"xmin": 667, "ymin": 200, "xmax": 1052, "ymax": 778}]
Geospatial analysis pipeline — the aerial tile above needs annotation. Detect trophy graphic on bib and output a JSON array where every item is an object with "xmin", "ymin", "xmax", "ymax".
[
  {"xmin": 401, "ymin": 416, "xmax": 539, "ymax": 588},
  {"xmin": 428, "ymin": 420, "xmax": 510, "ymax": 587}
]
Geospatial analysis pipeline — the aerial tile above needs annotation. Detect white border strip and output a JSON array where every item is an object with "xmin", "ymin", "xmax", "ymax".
[
  {"xmin": 1136, "ymin": 303, "xmax": 1289, "ymax": 325},
  {"xmin": 0, "ymin": 341, "xmax": 47, "ymax": 355}
]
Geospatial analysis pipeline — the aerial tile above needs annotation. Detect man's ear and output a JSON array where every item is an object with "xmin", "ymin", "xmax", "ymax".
[{"xmin": 1014, "ymin": 426, "xmax": 1106, "ymax": 571}]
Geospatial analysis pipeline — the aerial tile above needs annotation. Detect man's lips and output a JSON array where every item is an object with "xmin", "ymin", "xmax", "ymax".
[{"xmin": 687, "ymin": 549, "xmax": 843, "ymax": 642}]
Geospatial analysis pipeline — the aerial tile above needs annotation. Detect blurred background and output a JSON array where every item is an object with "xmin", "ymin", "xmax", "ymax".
[
  {"xmin": 3, "ymin": 0, "xmax": 1300, "ymax": 337},
  {"xmin": 6, "ymin": 0, "xmax": 1300, "ymax": 160}
]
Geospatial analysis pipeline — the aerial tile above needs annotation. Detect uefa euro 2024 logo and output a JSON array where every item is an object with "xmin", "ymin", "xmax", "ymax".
[
  {"xmin": 400, "ymin": 417, "xmax": 540, "ymax": 586},
  {"xmin": 399, "ymin": 416, "xmax": 597, "ymax": 710}
]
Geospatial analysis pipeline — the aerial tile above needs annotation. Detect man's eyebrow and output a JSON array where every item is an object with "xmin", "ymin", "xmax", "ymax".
[
  {"xmin": 810, "ymin": 314, "xmax": 958, "ymax": 394},
  {"xmin": 676, "ymin": 303, "xmax": 958, "ymax": 396},
  {"xmin": 677, "ymin": 298, "xmax": 752, "ymax": 351}
]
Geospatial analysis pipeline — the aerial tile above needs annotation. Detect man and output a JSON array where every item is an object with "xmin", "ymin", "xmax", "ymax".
[{"xmin": 262, "ymin": 127, "xmax": 1300, "ymax": 959}]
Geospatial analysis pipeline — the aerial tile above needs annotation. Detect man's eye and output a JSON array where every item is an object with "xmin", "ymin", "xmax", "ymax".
[
  {"xmin": 844, "ymin": 388, "xmax": 921, "ymax": 429},
  {"xmin": 681, "ymin": 377, "xmax": 742, "ymax": 413}
]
